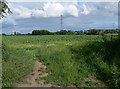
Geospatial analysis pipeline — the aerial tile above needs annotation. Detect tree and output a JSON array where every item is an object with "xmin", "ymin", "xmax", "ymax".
[
  {"xmin": 32, "ymin": 30, "xmax": 50, "ymax": 35},
  {"xmin": 0, "ymin": 0, "xmax": 12, "ymax": 19},
  {"xmin": 2, "ymin": 33, "xmax": 6, "ymax": 35},
  {"xmin": 56, "ymin": 30, "xmax": 68, "ymax": 35},
  {"xmin": 76, "ymin": 31, "xmax": 84, "ymax": 35},
  {"xmin": 14, "ymin": 31, "xmax": 17, "ymax": 35}
]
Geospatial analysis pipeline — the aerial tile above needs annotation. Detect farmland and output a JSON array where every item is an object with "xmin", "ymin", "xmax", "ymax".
[{"xmin": 2, "ymin": 35, "xmax": 120, "ymax": 88}]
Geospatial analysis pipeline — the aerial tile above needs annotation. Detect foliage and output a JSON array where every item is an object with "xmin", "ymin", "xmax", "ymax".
[
  {"xmin": 55, "ymin": 30, "xmax": 76, "ymax": 35},
  {"xmin": 0, "ymin": 0, "xmax": 12, "ymax": 19},
  {"xmin": 3, "ymin": 29, "xmax": 120, "ymax": 36},
  {"xmin": 15, "ymin": 29, "xmax": 120, "ymax": 36},
  {"xmin": 74, "ymin": 41, "xmax": 120, "ymax": 88},
  {"xmin": 32, "ymin": 30, "xmax": 51, "ymax": 35}
]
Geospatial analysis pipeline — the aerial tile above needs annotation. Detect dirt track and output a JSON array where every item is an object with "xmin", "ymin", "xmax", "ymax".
[{"xmin": 17, "ymin": 61, "xmax": 52, "ymax": 87}]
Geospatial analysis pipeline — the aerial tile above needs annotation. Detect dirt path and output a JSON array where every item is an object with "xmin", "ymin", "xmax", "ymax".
[
  {"xmin": 17, "ymin": 61, "xmax": 52, "ymax": 87},
  {"xmin": 16, "ymin": 61, "xmax": 106, "ymax": 87}
]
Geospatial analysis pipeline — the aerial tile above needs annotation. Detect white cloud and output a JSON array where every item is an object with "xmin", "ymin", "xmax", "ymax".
[
  {"xmin": 7, "ymin": 0, "xmax": 120, "ymax": 2},
  {"xmin": 32, "ymin": 10, "xmax": 44, "ymax": 17},
  {"xmin": 13, "ymin": 6, "xmax": 32, "ymax": 18},
  {"xmin": 8, "ymin": 0, "xmax": 79, "ymax": 3},
  {"xmin": 2, "ymin": 16, "xmax": 17, "ymax": 25},
  {"xmin": 7, "ymin": 2, "xmax": 117, "ymax": 27},
  {"xmin": 87, "ymin": 2, "xmax": 117, "ymax": 17},
  {"xmin": 10, "ymin": 2, "xmax": 79, "ymax": 18},
  {"xmin": 43, "ymin": 3, "xmax": 65, "ymax": 17},
  {"xmin": 80, "ymin": 4, "xmax": 90, "ymax": 15},
  {"xmin": 65, "ymin": 5, "xmax": 79, "ymax": 16}
]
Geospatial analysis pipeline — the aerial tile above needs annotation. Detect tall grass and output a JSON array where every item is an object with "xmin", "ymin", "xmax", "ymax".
[
  {"xmin": 2, "ymin": 43, "xmax": 34, "ymax": 87},
  {"xmin": 70, "ymin": 41, "xmax": 120, "ymax": 88},
  {"xmin": 2, "ymin": 35, "xmax": 120, "ymax": 88},
  {"xmin": 36, "ymin": 45, "xmax": 78, "ymax": 86},
  {"xmin": 2, "ymin": 35, "xmax": 101, "ymax": 87},
  {"xmin": 36, "ymin": 44, "xmax": 98, "ymax": 87},
  {"xmin": 36, "ymin": 40, "xmax": 120, "ymax": 88}
]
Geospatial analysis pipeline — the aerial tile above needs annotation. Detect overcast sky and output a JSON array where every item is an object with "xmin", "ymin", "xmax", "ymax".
[{"xmin": 1, "ymin": 0, "xmax": 118, "ymax": 34}]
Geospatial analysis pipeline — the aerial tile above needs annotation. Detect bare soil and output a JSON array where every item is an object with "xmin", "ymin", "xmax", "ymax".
[
  {"xmin": 16, "ymin": 61, "xmax": 106, "ymax": 87},
  {"xmin": 17, "ymin": 61, "xmax": 52, "ymax": 87},
  {"xmin": 81, "ymin": 76, "xmax": 107, "ymax": 87}
]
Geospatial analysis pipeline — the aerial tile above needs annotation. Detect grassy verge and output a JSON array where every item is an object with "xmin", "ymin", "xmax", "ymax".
[
  {"xmin": 70, "ymin": 41, "xmax": 120, "ymax": 88},
  {"xmin": 2, "ymin": 43, "xmax": 34, "ymax": 87},
  {"xmin": 35, "ymin": 43, "xmax": 98, "ymax": 87},
  {"xmin": 36, "ymin": 45, "xmax": 78, "ymax": 86},
  {"xmin": 36, "ymin": 40, "xmax": 120, "ymax": 88}
]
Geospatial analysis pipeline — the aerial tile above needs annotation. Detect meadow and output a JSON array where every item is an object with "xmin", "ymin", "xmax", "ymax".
[{"xmin": 2, "ymin": 35, "xmax": 120, "ymax": 88}]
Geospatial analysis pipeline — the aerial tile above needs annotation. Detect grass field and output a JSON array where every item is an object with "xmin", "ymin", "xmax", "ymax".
[{"xmin": 2, "ymin": 35, "xmax": 120, "ymax": 88}]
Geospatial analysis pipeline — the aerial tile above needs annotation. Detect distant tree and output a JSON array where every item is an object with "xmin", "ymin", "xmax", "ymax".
[
  {"xmin": 57, "ymin": 30, "xmax": 68, "ymax": 35},
  {"xmin": 2, "ymin": 33, "xmax": 6, "ymax": 35},
  {"xmin": 0, "ymin": 0, "xmax": 12, "ymax": 19},
  {"xmin": 32, "ymin": 30, "xmax": 50, "ymax": 35},
  {"xmin": 32, "ymin": 29, "xmax": 120, "ymax": 35},
  {"xmin": 76, "ymin": 31, "xmax": 84, "ymax": 35},
  {"xmin": 16, "ymin": 32, "xmax": 21, "ymax": 35},
  {"xmin": 84, "ymin": 30, "xmax": 88, "ymax": 35},
  {"xmin": 55, "ymin": 31, "xmax": 60, "ymax": 35},
  {"xmin": 87, "ymin": 29, "xmax": 99, "ymax": 35},
  {"xmin": 67, "ymin": 30, "xmax": 76, "ymax": 35},
  {"xmin": 26, "ymin": 33, "xmax": 31, "ymax": 35},
  {"xmin": 49, "ymin": 32, "xmax": 55, "ymax": 35},
  {"xmin": 14, "ymin": 31, "xmax": 17, "ymax": 35}
]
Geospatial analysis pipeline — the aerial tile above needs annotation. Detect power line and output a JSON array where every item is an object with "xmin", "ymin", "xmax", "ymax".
[
  {"xmin": 113, "ymin": 23, "xmax": 115, "ymax": 29},
  {"xmin": 60, "ymin": 15, "xmax": 63, "ymax": 30},
  {"xmin": 13, "ymin": 25, "xmax": 17, "ymax": 35}
]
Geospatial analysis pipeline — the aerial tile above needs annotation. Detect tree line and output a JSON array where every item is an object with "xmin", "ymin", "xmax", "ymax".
[
  {"xmin": 31, "ymin": 29, "xmax": 120, "ymax": 35},
  {"xmin": 2, "ymin": 29, "xmax": 120, "ymax": 36}
]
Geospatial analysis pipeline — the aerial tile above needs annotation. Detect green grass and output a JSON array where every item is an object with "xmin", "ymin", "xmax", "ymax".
[
  {"xmin": 36, "ymin": 45, "xmax": 78, "ymax": 86},
  {"xmin": 2, "ymin": 35, "xmax": 120, "ymax": 88},
  {"xmin": 70, "ymin": 41, "xmax": 120, "ymax": 88},
  {"xmin": 2, "ymin": 43, "xmax": 34, "ymax": 87},
  {"xmin": 35, "ymin": 42, "xmax": 101, "ymax": 87}
]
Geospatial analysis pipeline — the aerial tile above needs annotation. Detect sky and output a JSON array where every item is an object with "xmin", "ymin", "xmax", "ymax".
[{"xmin": 0, "ymin": 0, "xmax": 119, "ymax": 34}]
